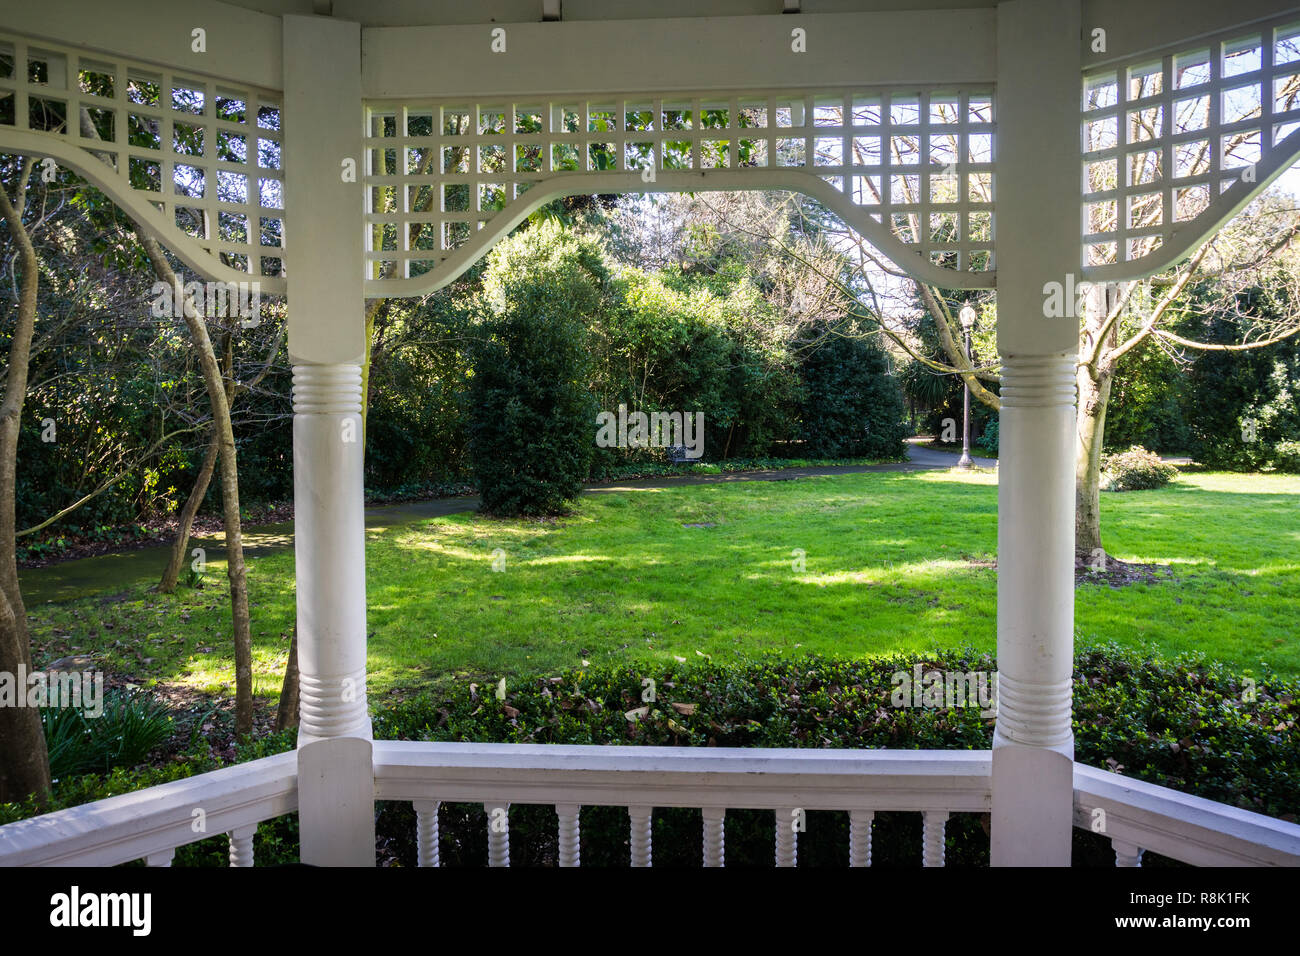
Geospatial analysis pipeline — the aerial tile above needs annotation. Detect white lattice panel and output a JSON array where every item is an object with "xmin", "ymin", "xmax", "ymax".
[
  {"xmin": 0, "ymin": 31, "xmax": 285, "ymax": 283},
  {"xmin": 1082, "ymin": 13, "xmax": 1300, "ymax": 278},
  {"xmin": 363, "ymin": 87, "xmax": 996, "ymax": 292}
]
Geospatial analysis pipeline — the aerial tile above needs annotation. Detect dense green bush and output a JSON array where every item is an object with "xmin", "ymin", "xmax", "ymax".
[
  {"xmin": 366, "ymin": 295, "xmax": 474, "ymax": 490},
  {"xmin": 979, "ymin": 417, "xmax": 999, "ymax": 453},
  {"xmin": 589, "ymin": 268, "xmax": 801, "ymax": 465},
  {"xmin": 797, "ymin": 322, "xmax": 907, "ymax": 460},
  {"xmin": 1102, "ymin": 445, "xmax": 1178, "ymax": 491},
  {"xmin": 1104, "ymin": 335, "xmax": 1194, "ymax": 454},
  {"xmin": 1271, "ymin": 439, "xmax": 1300, "ymax": 473},
  {"xmin": 1178, "ymin": 288, "xmax": 1300, "ymax": 469},
  {"xmin": 467, "ymin": 224, "xmax": 604, "ymax": 515},
  {"xmin": 6, "ymin": 649, "xmax": 1294, "ymax": 866}
]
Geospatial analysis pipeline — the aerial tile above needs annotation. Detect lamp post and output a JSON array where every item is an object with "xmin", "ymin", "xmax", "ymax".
[{"xmin": 957, "ymin": 302, "xmax": 977, "ymax": 470}]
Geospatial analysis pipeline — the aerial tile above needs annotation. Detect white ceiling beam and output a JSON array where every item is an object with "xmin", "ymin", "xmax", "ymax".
[
  {"xmin": 1, "ymin": 0, "xmax": 284, "ymax": 91},
  {"xmin": 1082, "ymin": 0, "xmax": 1300, "ymax": 68},
  {"xmin": 363, "ymin": 10, "xmax": 997, "ymax": 99}
]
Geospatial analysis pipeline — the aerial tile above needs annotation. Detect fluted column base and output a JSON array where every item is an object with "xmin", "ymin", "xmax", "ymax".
[
  {"xmin": 991, "ymin": 352, "xmax": 1078, "ymax": 866},
  {"xmin": 292, "ymin": 362, "xmax": 370, "ymax": 743}
]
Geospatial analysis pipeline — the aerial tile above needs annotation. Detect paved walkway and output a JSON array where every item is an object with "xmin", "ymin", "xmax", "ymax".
[{"xmin": 19, "ymin": 440, "xmax": 993, "ymax": 604}]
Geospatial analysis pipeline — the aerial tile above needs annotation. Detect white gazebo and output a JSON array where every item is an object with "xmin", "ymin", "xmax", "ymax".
[{"xmin": 2, "ymin": 0, "xmax": 1300, "ymax": 867}]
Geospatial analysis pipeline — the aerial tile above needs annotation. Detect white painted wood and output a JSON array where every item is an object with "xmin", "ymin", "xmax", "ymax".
[
  {"xmin": 0, "ymin": 751, "xmax": 296, "ymax": 867},
  {"xmin": 922, "ymin": 810, "xmax": 949, "ymax": 867},
  {"xmin": 702, "ymin": 807, "xmax": 725, "ymax": 867},
  {"xmin": 362, "ymin": 11, "xmax": 998, "ymax": 99},
  {"xmin": 228, "ymin": 824, "xmax": 257, "ymax": 867},
  {"xmin": 414, "ymin": 800, "xmax": 441, "ymax": 867},
  {"xmin": 0, "ymin": 0, "xmax": 283, "ymax": 91},
  {"xmin": 373, "ymin": 742, "xmax": 993, "ymax": 811},
  {"xmin": 1083, "ymin": 0, "xmax": 1299, "ymax": 69},
  {"xmin": 485, "ymin": 802, "xmax": 511, "ymax": 867},
  {"xmin": 1112, "ymin": 840, "xmax": 1143, "ymax": 867},
  {"xmin": 3, "ymin": 743, "xmax": 1299, "ymax": 867},
  {"xmin": 360, "ymin": 80, "xmax": 998, "ymax": 296},
  {"xmin": 628, "ymin": 806, "xmax": 653, "ymax": 867},
  {"xmin": 283, "ymin": 24, "xmax": 372, "ymax": 857},
  {"xmin": 145, "ymin": 849, "xmax": 174, "ymax": 867},
  {"xmin": 990, "ymin": 0, "xmax": 1083, "ymax": 867},
  {"xmin": 775, "ymin": 809, "xmax": 797, "ymax": 867},
  {"xmin": 1074, "ymin": 763, "xmax": 1300, "ymax": 866},
  {"xmin": 849, "ymin": 809, "xmax": 874, "ymax": 867},
  {"xmin": 1082, "ymin": 9, "xmax": 1300, "ymax": 282},
  {"xmin": 360, "ymin": 165, "xmax": 995, "ymax": 299},
  {"xmin": 297, "ymin": 738, "xmax": 375, "ymax": 867},
  {"xmin": 0, "ymin": 26, "xmax": 286, "ymax": 290},
  {"xmin": 282, "ymin": 14, "xmax": 366, "ymax": 366},
  {"xmin": 556, "ymin": 804, "xmax": 581, "ymax": 867},
  {"xmin": 291, "ymin": 363, "xmax": 370, "ymax": 741}
]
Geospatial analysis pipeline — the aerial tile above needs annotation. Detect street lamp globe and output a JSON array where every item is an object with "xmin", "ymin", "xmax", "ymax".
[{"xmin": 959, "ymin": 302, "xmax": 977, "ymax": 330}]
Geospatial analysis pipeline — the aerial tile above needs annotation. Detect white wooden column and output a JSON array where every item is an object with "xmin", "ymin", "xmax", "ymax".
[
  {"xmin": 990, "ymin": 0, "xmax": 1082, "ymax": 866},
  {"xmin": 283, "ymin": 14, "xmax": 374, "ymax": 866}
]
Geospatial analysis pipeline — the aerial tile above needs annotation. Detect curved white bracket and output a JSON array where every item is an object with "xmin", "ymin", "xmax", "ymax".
[
  {"xmin": 1085, "ymin": 126, "xmax": 1300, "ymax": 284},
  {"xmin": 366, "ymin": 168, "xmax": 995, "ymax": 299},
  {"xmin": 0, "ymin": 127, "xmax": 286, "ymax": 294}
]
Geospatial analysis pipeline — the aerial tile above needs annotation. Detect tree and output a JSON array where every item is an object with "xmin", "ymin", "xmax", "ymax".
[
  {"xmin": 467, "ymin": 222, "xmax": 603, "ymax": 515},
  {"xmin": 156, "ymin": 317, "xmax": 284, "ymax": 594},
  {"xmin": 694, "ymin": 173, "xmax": 1300, "ymax": 561},
  {"xmin": 796, "ymin": 320, "xmax": 908, "ymax": 459},
  {"xmin": 0, "ymin": 157, "xmax": 53, "ymax": 803},
  {"xmin": 139, "ymin": 235, "xmax": 256, "ymax": 736},
  {"xmin": 69, "ymin": 98, "xmax": 266, "ymax": 735}
]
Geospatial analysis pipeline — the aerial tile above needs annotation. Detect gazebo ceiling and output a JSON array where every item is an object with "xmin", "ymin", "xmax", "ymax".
[{"xmin": 219, "ymin": 0, "xmax": 1000, "ymax": 28}]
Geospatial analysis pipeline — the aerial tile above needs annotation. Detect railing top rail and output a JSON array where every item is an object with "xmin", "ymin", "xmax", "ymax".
[
  {"xmin": 1073, "ymin": 763, "xmax": 1300, "ymax": 866},
  {"xmin": 0, "ymin": 751, "xmax": 297, "ymax": 868},
  {"xmin": 373, "ymin": 741, "xmax": 993, "ymax": 812}
]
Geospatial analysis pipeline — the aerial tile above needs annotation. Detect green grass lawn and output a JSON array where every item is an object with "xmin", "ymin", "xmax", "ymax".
[{"xmin": 24, "ymin": 469, "xmax": 1300, "ymax": 706}]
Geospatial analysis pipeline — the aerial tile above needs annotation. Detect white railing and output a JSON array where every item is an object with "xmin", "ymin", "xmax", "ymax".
[
  {"xmin": 373, "ymin": 742, "xmax": 993, "ymax": 867},
  {"xmin": 1073, "ymin": 763, "xmax": 1300, "ymax": 867},
  {"xmin": 2, "ymin": 743, "xmax": 1298, "ymax": 867},
  {"xmin": 0, "ymin": 751, "xmax": 296, "ymax": 867}
]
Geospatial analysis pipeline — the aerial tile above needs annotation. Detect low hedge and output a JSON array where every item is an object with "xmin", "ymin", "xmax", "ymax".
[{"xmin": 3, "ymin": 646, "xmax": 1295, "ymax": 867}]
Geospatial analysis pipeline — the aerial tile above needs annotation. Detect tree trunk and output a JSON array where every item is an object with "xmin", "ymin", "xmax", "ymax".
[
  {"xmin": 139, "ymin": 236, "xmax": 255, "ymax": 738},
  {"xmin": 0, "ymin": 164, "xmax": 53, "ymax": 804},
  {"xmin": 157, "ymin": 431, "xmax": 219, "ymax": 593},
  {"xmin": 275, "ymin": 624, "xmax": 299, "ymax": 732},
  {"xmin": 1075, "ymin": 365, "xmax": 1114, "ymax": 562},
  {"xmin": 1075, "ymin": 284, "xmax": 1116, "ymax": 562}
]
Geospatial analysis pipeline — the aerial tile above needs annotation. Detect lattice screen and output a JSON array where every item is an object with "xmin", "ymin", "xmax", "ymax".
[
  {"xmin": 0, "ymin": 31, "xmax": 285, "ymax": 280},
  {"xmin": 363, "ymin": 87, "xmax": 996, "ymax": 288},
  {"xmin": 1081, "ymin": 14, "xmax": 1300, "ymax": 270}
]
